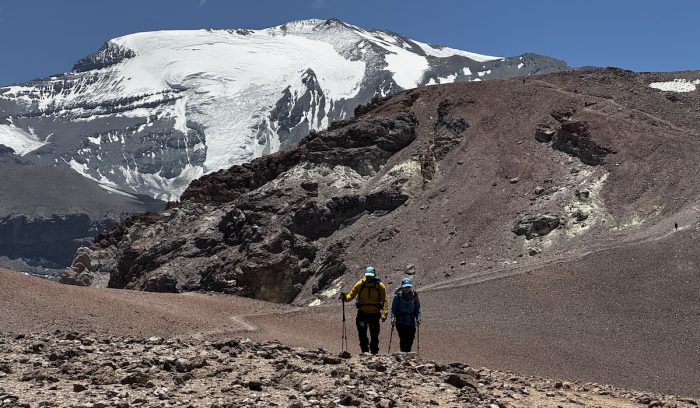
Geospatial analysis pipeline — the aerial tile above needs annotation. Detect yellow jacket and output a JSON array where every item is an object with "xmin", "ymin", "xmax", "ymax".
[{"xmin": 343, "ymin": 277, "xmax": 389, "ymax": 319}]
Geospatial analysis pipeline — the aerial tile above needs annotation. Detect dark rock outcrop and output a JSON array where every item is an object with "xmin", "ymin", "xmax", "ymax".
[
  {"xmin": 552, "ymin": 121, "xmax": 616, "ymax": 165},
  {"xmin": 513, "ymin": 215, "xmax": 562, "ymax": 239},
  {"xmin": 536, "ymin": 108, "xmax": 617, "ymax": 165},
  {"xmin": 433, "ymin": 98, "xmax": 470, "ymax": 160},
  {"xmin": 72, "ymin": 42, "xmax": 136, "ymax": 72},
  {"xmin": 70, "ymin": 108, "xmax": 419, "ymax": 302}
]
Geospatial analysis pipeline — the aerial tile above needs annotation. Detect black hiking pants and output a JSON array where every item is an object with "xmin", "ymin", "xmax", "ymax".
[
  {"xmin": 396, "ymin": 323, "xmax": 416, "ymax": 352},
  {"xmin": 356, "ymin": 312, "xmax": 381, "ymax": 354}
]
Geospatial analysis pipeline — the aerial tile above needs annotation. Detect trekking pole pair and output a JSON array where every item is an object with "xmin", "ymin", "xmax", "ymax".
[{"xmin": 340, "ymin": 295, "xmax": 348, "ymax": 352}]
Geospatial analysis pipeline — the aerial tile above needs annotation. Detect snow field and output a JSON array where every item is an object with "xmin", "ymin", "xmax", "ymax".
[
  {"xmin": 0, "ymin": 124, "xmax": 45, "ymax": 155},
  {"xmin": 649, "ymin": 79, "xmax": 699, "ymax": 92}
]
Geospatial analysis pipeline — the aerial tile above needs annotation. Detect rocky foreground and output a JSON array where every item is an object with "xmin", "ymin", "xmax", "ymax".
[{"xmin": 0, "ymin": 332, "xmax": 696, "ymax": 408}]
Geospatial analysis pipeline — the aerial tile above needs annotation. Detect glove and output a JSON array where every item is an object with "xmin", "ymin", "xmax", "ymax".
[
  {"xmin": 416, "ymin": 319, "xmax": 421, "ymax": 326},
  {"xmin": 338, "ymin": 292, "xmax": 345, "ymax": 301},
  {"xmin": 391, "ymin": 319, "xmax": 396, "ymax": 327}
]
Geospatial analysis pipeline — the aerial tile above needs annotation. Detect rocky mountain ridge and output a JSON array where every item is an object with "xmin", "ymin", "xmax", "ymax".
[
  {"xmin": 63, "ymin": 68, "xmax": 700, "ymax": 308},
  {"xmin": 0, "ymin": 18, "xmax": 568, "ymax": 272}
]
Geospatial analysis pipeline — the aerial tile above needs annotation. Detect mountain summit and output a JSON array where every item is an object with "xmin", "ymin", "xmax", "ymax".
[{"xmin": 0, "ymin": 18, "xmax": 568, "ymax": 201}]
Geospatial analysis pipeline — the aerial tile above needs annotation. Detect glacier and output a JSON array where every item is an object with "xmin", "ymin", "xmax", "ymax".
[{"xmin": 0, "ymin": 18, "xmax": 569, "ymax": 201}]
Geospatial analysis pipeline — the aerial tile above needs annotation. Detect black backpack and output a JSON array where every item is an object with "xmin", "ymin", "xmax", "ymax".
[{"xmin": 395, "ymin": 288, "xmax": 418, "ymax": 316}]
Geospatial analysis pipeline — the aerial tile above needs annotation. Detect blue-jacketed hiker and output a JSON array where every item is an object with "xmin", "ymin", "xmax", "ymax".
[
  {"xmin": 390, "ymin": 277, "xmax": 421, "ymax": 352},
  {"xmin": 339, "ymin": 266, "xmax": 389, "ymax": 354}
]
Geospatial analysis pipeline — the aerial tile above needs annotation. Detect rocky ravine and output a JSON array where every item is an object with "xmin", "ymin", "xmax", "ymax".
[
  {"xmin": 63, "ymin": 68, "xmax": 700, "ymax": 307},
  {"xmin": 0, "ymin": 332, "xmax": 696, "ymax": 408}
]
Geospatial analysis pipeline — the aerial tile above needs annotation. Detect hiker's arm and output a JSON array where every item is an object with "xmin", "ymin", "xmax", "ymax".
[
  {"xmin": 415, "ymin": 295, "xmax": 422, "ymax": 322},
  {"xmin": 390, "ymin": 293, "xmax": 399, "ymax": 320},
  {"xmin": 344, "ymin": 280, "xmax": 362, "ymax": 302}
]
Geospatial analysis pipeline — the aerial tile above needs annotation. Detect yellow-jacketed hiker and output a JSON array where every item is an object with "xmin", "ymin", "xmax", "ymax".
[{"xmin": 339, "ymin": 266, "xmax": 389, "ymax": 354}]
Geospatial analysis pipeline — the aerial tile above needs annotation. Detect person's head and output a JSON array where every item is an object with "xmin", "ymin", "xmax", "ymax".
[
  {"xmin": 364, "ymin": 266, "xmax": 376, "ymax": 279},
  {"xmin": 401, "ymin": 277, "xmax": 413, "ymax": 292}
]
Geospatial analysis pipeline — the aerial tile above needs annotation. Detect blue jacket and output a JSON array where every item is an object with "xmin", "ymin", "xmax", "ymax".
[{"xmin": 390, "ymin": 288, "xmax": 421, "ymax": 326}]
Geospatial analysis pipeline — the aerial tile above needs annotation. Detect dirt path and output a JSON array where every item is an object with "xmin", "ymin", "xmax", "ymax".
[{"xmin": 2, "ymin": 224, "xmax": 699, "ymax": 400}]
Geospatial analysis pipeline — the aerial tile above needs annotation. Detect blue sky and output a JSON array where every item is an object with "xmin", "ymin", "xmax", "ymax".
[{"xmin": 0, "ymin": 0, "xmax": 698, "ymax": 85}]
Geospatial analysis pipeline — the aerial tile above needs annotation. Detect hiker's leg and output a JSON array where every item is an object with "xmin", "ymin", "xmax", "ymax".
[
  {"xmin": 404, "ymin": 324, "xmax": 416, "ymax": 352},
  {"xmin": 356, "ymin": 314, "xmax": 369, "ymax": 353},
  {"xmin": 368, "ymin": 314, "xmax": 381, "ymax": 354},
  {"xmin": 396, "ymin": 324, "xmax": 414, "ymax": 352},
  {"xmin": 396, "ymin": 324, "xmax": 407, "ymax": 351}
]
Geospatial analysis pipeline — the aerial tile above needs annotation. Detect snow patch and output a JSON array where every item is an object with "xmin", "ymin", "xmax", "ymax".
[
  {"xmin": 0, "ymin": 124, "xmax": 46, "ymax": 155},
  {"xmin": 649, "ymin": 79, "xmax": 699, "ymax": 93},
  {"xmin": 413, "ymin": 40, "xmax": 501, "ymax": 62},
  {"xmin": 87, "ymin": 135, "xmax": 102, "ymax": 145},
  {"xmin": 384, "ymin": 50, "xmax": 429, "ymax": 89},
  {"xmin": 172, "ymin": 96, "xmax": 189, "ymax": 134},
  {"xmin": 436, "ymin": 73, "xmax": 457, "ymax": 84},
  {"xmin": 98, "ymin": 183, "xmax": 140, "ymax": 199}
]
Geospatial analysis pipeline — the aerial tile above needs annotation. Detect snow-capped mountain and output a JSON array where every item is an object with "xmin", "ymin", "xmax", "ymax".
[{"xmin": 0, "ymin": 18, "xmax": 569, "ymax": 200}]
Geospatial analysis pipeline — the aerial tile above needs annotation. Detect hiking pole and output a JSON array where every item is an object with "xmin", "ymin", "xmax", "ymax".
[
  {"xmin": 417, "ymin": 322, "xmax": 420, "ymax": 356},
  {"xmin": 341, "ymin": 296, "xmax": 348, "ymax": 352},
  {"xmin": 388, "ymin": 322, "xmax": 394, "ymax": 354}
]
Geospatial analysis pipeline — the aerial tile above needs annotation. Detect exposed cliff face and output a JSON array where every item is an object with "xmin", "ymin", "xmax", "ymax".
[
  {"xmin": 66, "ymin": 68, "xmax": 700, "ymax": 306},
  {"xmin": 0, "ymin": 214, "xmax": 112, "ymax": 267},
  {"xmin": 66, "ymin": 106, "xmax": 423, "ymax": 301}
]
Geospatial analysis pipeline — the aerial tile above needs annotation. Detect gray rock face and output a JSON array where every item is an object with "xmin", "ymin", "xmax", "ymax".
[
  {"xmin": 0, "ymin": 213, "xmax": 112, "ymax": 267},
  {"xmin": 0, "ymin": 161, "xmax": 164, "ymax": 272}
]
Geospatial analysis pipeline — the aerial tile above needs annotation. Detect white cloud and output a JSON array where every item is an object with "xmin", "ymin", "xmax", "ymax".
[{"xmin": 312, "ymin": 0, "xmax": 325, "ymax": 9}]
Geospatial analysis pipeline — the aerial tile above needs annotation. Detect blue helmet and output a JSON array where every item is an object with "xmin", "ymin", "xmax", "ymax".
[
  {"xmin": 364, "ymin": 266, "xmax": 376, "ymax": 277},
  {"xmin": 401, "ymin": 277, "xmax": 413, "ymax": 288}
]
